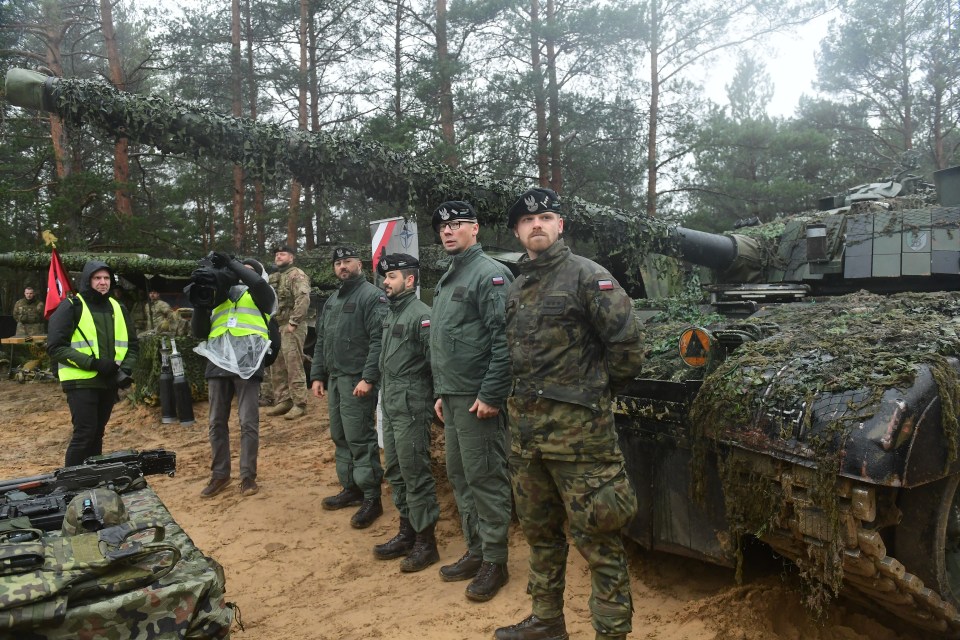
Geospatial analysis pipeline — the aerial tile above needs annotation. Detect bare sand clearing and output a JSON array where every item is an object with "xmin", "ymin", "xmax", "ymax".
[{"xmin": 0, "ymin": 379, "xmax": 923, "ymax": 639}]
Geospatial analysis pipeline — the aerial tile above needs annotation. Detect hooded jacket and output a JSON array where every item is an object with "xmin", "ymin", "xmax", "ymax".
[{"xmin": 47, "ymin": 260, "xmax": 139, "ymax": 391}]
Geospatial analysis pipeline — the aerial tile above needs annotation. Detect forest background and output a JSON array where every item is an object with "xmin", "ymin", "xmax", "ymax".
[{"xmin": 0, "ymin": 0, "xmax": 958, "ymax": 280}]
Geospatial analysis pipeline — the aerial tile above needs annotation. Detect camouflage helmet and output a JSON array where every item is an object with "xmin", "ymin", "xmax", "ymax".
[{"xmin": 62, "ymin": 488, "xmax": 128, "ymax": 536}]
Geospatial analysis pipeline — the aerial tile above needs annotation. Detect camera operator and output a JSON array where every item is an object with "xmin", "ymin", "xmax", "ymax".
[
  {"xmin": 190, "ymin": 252, "xmax": 277, "ymax": 498},
  {"xmin": 47, "ymin": 260, "xmax": 139, "ymax": 466}
]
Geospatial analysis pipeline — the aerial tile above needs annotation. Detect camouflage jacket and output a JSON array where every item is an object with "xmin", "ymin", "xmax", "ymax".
[
  {"xmin": 506, "ymin": 239, "xmax": 644, "ymax": 412},
  {"xmin": 380, "ymin": 289, "xmax": 432, "ymax": 396},
  {"xmin": 139, "ymin": 299, "xmax": 177, "ymax": 333},
  {"xmin": 430, "ymin": 243, "xmax": 513, "ymax": 405},
  {"xmin": 13, "ymin": 298, "xmax": 44, "ymax": 325},
  {"xmin": 310, "ymin": 272, "xmax": 387, "ymax": 383},
  {"xmin": 268, "ymin": 264, "xmax": 311, "ymax": 326}
]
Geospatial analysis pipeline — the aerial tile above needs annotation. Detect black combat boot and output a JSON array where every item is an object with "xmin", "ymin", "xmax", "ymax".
[
  {"xmin": 439, "ymin": 550, "xmax": 484, "ymax": 582},
  {"xmin": 465, "ymin": 561, "xmax": 508, "ymax": 601},
  {"xmin": 494, "ymin": 614, "xmax": 569, "ymax": 640},
  {"xmin": 321, "ymin": 487, "xmax": 363, "ymax": 511},
  {"xmin": 350, "ymin": 497, "xmax": 383, "ymax": 529},
  {"xmin": 374, "ymin": 517, "xmax": 416, "ymax": 560},
  {"xmin": 400, "ymin": 523, "xmax": 439, "ymax": 572}
]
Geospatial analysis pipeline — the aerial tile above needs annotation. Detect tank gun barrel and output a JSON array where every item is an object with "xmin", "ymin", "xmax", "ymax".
[
  {"xmin": 663, "ymin": 226, "xmax": 739, "ymax": 271},
  {"xmin": 4, "ymin": 69, "xmax": 670, "ymax": 273}
]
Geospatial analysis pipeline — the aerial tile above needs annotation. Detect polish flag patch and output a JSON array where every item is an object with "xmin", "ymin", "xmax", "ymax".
[
  {"xmin": 491, "ymin": 276, "xmax": 505, "ymax": 285},
  {"xmin": 597, "ymin": 279, "xmax": 614, "ymax": 291},
  {"xmin": 421, "ymin": 319, "xmax": 431, "ymax": 328}
]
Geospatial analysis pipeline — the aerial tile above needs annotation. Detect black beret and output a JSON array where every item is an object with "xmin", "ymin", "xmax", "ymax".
[
  {"xmin": 331, "ymin": 246, "xmax": 359, "ymax": 263},
  {"xmin": 431, "ymin": 201, "xmax": 477, "ymax": 232},
  {"xmin": 376, "ymin": 253, "xmax": 420, "ymax": 277},
  {"xmin": 507, "ymin": 188, "xmax": 561, "ymax": 228},
  {"xmin": 274, "ymin": 244, "xmax": 297, "ymax": 255}
]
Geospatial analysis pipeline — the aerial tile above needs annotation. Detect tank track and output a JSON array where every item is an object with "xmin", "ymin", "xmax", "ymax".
[{"xmin": 730, "ymin": 451, "xmax": 960, "ymax": 637}]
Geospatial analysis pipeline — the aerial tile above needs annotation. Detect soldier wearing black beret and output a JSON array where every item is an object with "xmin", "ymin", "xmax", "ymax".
[
  {"xmin": 332, "ymin": 245, "xmax": 359, "ymax": 263},
  {"xmin": 494, "ymin": 188, "xmax": 644, "ymax": 640},
  {"xmin": 429, "ymin": 200, "xmax": 514, "ymax": 602}
]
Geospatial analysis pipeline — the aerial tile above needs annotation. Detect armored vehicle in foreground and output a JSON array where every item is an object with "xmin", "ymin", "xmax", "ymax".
[
  {"xmin": 7, "ymin": 66, "xmax": 960, "ymax": 634},
  {"xmin": 620, "ymin": 166, "xmax": 960, "ymax": 635}
]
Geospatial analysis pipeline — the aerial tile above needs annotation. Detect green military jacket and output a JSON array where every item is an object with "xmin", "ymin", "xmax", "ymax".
[
  {"xmin": 506, "ymin": 239, "xmax": 645, "ymax": 455},
  {"xmin": 268, "ymin": 264, "xmax": 311, "ymax": 326},
  {"xmin": 13, "ymin": 297, "xmax": 44, "ymax": 325},
  {"xmin": 380, "ymin": 289, "xmax": 432, "ymax": 397},
  {"xmin": 430, "ymin": 243, "xmax": 513, "ymax": 405},
  {"xmin": 310, "ymin": 272, "xmax": 387, "ymax": 384}
]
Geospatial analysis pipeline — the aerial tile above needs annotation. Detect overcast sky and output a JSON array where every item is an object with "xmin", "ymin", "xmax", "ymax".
[{"xmin": 700, "ymin": 12, "xmax": 835, "ymax": 118}]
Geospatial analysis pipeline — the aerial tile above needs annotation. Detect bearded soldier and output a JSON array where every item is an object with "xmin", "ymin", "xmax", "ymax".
[
  {"xmin": 13, "ymin": 286, "xmax": 45, "ymax": 336},
  {"xmin": 266, "ymin": 244, "xmax": 311, "ymax": 420},
  {"xmin": 495, "ymin": 188, "xmax": 644, "ymax": 640}
]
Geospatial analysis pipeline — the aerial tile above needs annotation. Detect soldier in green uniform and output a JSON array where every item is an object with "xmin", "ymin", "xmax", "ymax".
[
  {"xmin": 494, "ymin": 188, "xmax": 644, "ymax": 640},
  {"xmin": 372, "ymin": 253, "xmax": 441, "ymax": 572},
  {"xmin": 310, "ymin": 246, "xmax": 388, "ymax": 529},
  {"xmin": 13, "ymin": 286, "xmax": 45, "ymax": 336},
  {"xmin": 136, "ymin": 289, "xmax": 178, "ymax": 334},
  {"xmin": 267, "ymin": 244, "xmax": 312, "ymax": 420},
  {"xmin": 430, "ymin": 201, "xmax": 514, "ymax": 602}
]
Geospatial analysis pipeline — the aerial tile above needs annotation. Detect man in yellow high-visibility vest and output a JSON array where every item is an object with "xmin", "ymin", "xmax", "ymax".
[
  {"xmin": 192, "ymin": 253, "xmax": 277, "ymax": 498},
  {"xmin": 47, "ymin": 260, "xmax": 139, "ymax": 466}
]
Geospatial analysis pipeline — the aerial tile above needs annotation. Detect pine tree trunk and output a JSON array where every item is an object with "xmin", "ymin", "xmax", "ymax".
[
  {"xmin": 231, "ymin": 0, "xmax": 245, "ymax": 250},
  {"xmin": 531, "ymin": 0, "xmax": 549, "ymax": 186},
  {"xmin": 436, "ymin": 0, "xmax": 458, "ymax": 167}
]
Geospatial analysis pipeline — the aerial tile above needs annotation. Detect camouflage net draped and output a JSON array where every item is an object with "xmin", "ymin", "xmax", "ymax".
[
  {"xmin": 4, "ymin": 70, "xmax": 673, "ymax": 283},
  {"xmin": 687, "ymin": 290, "xmax": 960, "ymax": 612}
]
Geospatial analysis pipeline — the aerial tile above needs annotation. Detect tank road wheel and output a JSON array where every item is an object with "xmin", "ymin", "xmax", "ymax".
[{"xmin": 897, "ymin": 475, "xmax": 960, "ymax": 608}]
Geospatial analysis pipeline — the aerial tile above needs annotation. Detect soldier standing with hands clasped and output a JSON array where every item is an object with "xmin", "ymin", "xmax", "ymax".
[
  {"xmin": 13, "ymin": 286, "xmax": 45, "ymax": 336},
  {"xmin": 310, "ymin": 246, "xmax": 388, "ymax": 529},
  {"xmin": 495, "ymin": 188, "xmax": 644, "ymax": 640},
  {"xmin": 267, "ymin": 244, "xmax": 311, "ymax": 420},
  {"xmin": 372, "ymin": 253, "xmax": 441, "ymax": 572},
  {"xmin": 430, "ymin": 201, "xmax": 514, "ymax": 602}
]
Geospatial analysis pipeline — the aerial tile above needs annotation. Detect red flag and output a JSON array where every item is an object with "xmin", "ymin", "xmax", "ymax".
[{"xmin": 44, "ymin": 247, "xmax": 73, "ymax": 319}]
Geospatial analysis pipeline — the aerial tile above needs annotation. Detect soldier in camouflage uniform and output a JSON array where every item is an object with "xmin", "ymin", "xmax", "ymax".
[
  {"xmin": 136, "ymin": 289, "xmax": 178, "ymax": 334},
  {"xmin": 372, "ymin": 253, "xmax": 441, "ymax": 573},
  {"xmin": 13, "ymin": 286, "xmax": 45, "ymax": 336},
  {"xmin": 430, "ymin": 201, "xmax": 514, "ymax": 602},
  {"xmin": 310, "ymin": 246, "xmax": 388, "ymax": 529},
  {"xmin": 267, "ymin": 244, "xmax": 311, "ymax": 420},
  {"xmin": 495, "ymin": 188, "xmax": 644, "ymax": 640}
]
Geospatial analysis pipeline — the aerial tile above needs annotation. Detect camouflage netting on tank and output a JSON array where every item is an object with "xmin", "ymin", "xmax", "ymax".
[
  {"xmin": 35, "ymin": 74, "xmax": 671, "ymax": 281},
  {"xmin": 689, "ymin": 290, "xmax": 960, "ymax": 613}
]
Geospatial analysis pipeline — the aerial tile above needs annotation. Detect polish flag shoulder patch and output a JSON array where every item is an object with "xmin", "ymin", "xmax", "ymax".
[
  {"xmin": 421, "ymin": 319, "xmax": 431, "ymax": 328},
  {"xmin": 597, "ymin": 279, "xmax": 615, "ymax": 291},
  {"xmin": 491, "ymin": 276, "xmax": 505, "ymax": 285}
]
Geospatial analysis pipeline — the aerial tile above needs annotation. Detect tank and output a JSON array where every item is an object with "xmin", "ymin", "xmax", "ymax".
[
  {"xmin": 8, "ymin": 67, "xmax": 960, "ymax": 635},
  {"xmin": 621, "ymin": 169, "xmax": 960, "ymax": 635}
]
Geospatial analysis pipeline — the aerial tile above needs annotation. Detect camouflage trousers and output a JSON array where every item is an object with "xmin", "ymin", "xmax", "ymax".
[
  {"xmin": 382, "ymin": 383, "xmax": 439, "ymax": 532},
  {"xmin": 441, "ymin": 394, "xmax": 512, "ymax": 563},
  {"xmin": 16, "ymin": 322, "xmax": 45, "ymax": 337},
  {"xmin": 327, "ymin": 373, "xmax": 383, "ymax": 499},
  {"xmin": 273, "ymin": 323, "xmax": 307, "ymax": 406},
  {"xmin": 509, "ymin": 454, "xmax": 637, "ymax": 636}
]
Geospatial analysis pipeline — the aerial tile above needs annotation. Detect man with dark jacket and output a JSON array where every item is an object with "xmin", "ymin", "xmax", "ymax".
[
  {"xmin": 47, "ymin": 260, "xmax": 139, "ymax": 466},
  {"xmin": 191, "ymin": 254, "xmax": 277, "ymax": 498},
  {"xmin": 310, "ymin": 246, "xmax": 388, "ymax": 529}
]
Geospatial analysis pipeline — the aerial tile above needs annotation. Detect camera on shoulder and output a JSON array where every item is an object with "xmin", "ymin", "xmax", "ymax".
[{"xmin": 183, "ymin": 252, "xmax": 239, "ymax": 308}]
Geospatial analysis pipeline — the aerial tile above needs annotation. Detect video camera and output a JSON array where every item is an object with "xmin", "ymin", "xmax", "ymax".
[{"xmin": 183, "ymin": 252, "xmax": 239, "ymax": 309}]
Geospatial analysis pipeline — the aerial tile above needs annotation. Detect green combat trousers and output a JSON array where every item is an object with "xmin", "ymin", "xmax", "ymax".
[
  {"xmin": 509, "ymin": 454, "xmax": 637, "ymax": 637},
  {"xmin": 441, "ymin": 394, "xmax": 511, "ymax": 563},
  {"xmin": 327, "ymin": 373, "xmax": 382, "ymax": 499},
  {"xmin": 382, "ymin": 384, "xmax": 439, "ymax": 532}
]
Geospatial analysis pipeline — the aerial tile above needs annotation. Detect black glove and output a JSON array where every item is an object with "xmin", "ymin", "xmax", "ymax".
[
  {"xmin": 209, "ymin": 251, "xmax": 233, "ymax": 269},
  {"xmin": 93, "ymin": 358, "xmax": 120, "ymax": 376},
  {"xmin": 115, "ymin": 369, "xmax": 133, "ymax": 390}
]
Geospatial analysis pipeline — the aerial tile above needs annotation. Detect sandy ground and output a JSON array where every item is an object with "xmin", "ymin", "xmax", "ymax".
[{"xmin": 0, "ymin": 378, "xmax": 927, "ymax": 640}]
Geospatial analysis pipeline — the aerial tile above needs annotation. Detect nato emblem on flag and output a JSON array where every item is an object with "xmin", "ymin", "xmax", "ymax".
[
  {"xmin": 491, "ymin": 276, "xmax": 505, "ymax": 286},
  {"xmin": 597, "ymin": 279, "xmax": 614, "ymax": 291}
]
